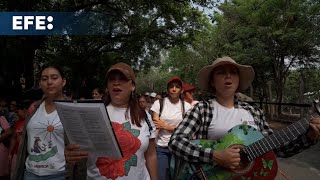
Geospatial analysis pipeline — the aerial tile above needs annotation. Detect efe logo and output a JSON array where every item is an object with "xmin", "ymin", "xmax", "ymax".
[{"xmin": 12, "ymin": 16, "xmax": 54, "ymax": 30}]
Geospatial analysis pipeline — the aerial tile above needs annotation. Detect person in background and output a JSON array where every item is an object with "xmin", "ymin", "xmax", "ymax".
[
  {"xmin": 161, "ymin": 91, "xmax": 167, "ymax": 99},
  {"xmin": 139, "ymin": 96, "xmax": 151, "ymax": 114},
  {"xmin": 9, "ymin": 99, "xmax": 17, "ymax": 113},
  {"xmin": 144, "ymin": 92, "xmax": 152, "ymax": 110},
  {"xmin": 144, "ymin": 92, "xmax": 151, "ymax": 103},
  {"xmin": 0, "ymin": 97, "xmax": 8, "ymax": 112},
  {"xmin": 182, "ymin": 83, "xmax": 199, "ymax": 106},
  {"xmin": 65, "ymin": 62, "xmax": 158, "ymax": 180},
  {"xmin": 8, "ymin": 100, "xmax": 31, "ymax": 180},
  {"xmin": 168, "ymin": 56, "xmax": 320, "ymax": 179},
  {"xmin": 92, "ymin": 87, "xmax": 104, "ymax": 100},
  {"xmin": 236, "ymin": 92, "xmax": 254, "ymax": 102},
  {"xmin": 14, "ymin": 65, "xmax": 68, "ymax": 180},
  {"xmin": 151, "ymin": 76, "xmax": 192, "ymax": 180},
  {"xmin": 1, "ymin": 98, "xmax": 17, "ymax": 127},
  {"xmin": 150, "ymin": 92, "xmax": 157, "ymax": 105},
  {"xmin": 0, "ymin": 114, "xmax": 13, "ymax": 180},
  {"xmin": 155, "ymin": 94, "xmax": 162, "ymax": 101}
]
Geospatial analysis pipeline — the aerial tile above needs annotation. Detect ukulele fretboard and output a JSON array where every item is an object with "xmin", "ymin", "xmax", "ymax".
[{"xmin": 243, "ymin": 118, "xmax": 310, "ymax": 161}]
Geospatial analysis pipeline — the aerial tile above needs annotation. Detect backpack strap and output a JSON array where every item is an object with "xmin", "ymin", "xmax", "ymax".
[
  {"xmin": 144, "ymin": 111, "xmax": 153, "ymax": 135},
  {"xmin": 159, "ymin": 98, "xmax": 165, "ymax": 117},
  {"xmin": 181, "ymin": 99, "xmax": 185, "ymax": 117}
]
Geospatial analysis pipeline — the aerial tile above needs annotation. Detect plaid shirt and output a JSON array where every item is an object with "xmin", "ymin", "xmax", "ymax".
[{"xmin": 168, "ymin": 98, "xmax": 316, "ymax": 164}]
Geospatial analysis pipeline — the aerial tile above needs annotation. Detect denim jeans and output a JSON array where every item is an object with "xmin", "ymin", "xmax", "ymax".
[
  {"xmin": 24, "ymin": 169, "xmax": 65, "ymax": 180},
  {"xmin": 157, "ymin": 146, "xmax": 172, "ymax": 180}
]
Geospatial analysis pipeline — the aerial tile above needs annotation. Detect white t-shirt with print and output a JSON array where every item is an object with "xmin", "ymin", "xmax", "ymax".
[
  {"xmin": 151, "ymin": 97, "xmax": 192, "ymax": 147},
  {"xmin": 25, "ymin": 101, "xmax": 65, "ymax": 176},
  {"xmin": 87, "ymin": 104, "xmax": 156, "ymax": 180},
  {"xmin": 208, "ymin": 99, "xmax": 258, "ymax": 140}
]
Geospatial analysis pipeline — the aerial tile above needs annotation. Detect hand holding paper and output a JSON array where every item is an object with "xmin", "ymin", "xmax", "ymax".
[
  {"xmin": 64, "ymin": 144, "xmax": 88, "ymax": 164},
  {"xmin": 54, "ymin": 100, "xmax": 122, "ymax": 159}
]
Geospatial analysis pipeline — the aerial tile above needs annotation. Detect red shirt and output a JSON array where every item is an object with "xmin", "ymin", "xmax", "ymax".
[{"xmin": 12, "ymin": 118, "xmax": 25, "ymax": 154}]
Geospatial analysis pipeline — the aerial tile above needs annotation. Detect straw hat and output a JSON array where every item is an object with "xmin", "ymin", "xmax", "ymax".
[{"xmin": 198, "ymin": 56, "xmax": 255, "ymax": 91}]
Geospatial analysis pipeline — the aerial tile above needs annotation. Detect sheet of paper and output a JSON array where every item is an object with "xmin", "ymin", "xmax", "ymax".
[{"xmin": 54, "ymin": 100, "xmax": 122, "ymax": 159}]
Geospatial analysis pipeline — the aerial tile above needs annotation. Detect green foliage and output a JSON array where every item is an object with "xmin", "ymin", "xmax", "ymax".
[
  {"xmin": 161, "ymin": 47, "xmax": 209, "ymax": 85},
  {"xmin": 135, "ymin": 67, "xmax": 172, "ymax": 94},
  {"xmin": 2, "ymin": 0, "xmax": 319, "ymax": 106},
  {"xmin": 136, "ymin": 0, "xmax": 320, "ymax": 107},
  {"xmin": 284, "ymin": 68, "xmax": 320, "ymax": 103},
  {"xmin": 0, "ymin": 0, "xmax": 215, "ymax": 97},
  {"xmin": 210, "ymin": 0, "xmax": 320, "ymax": 106}
]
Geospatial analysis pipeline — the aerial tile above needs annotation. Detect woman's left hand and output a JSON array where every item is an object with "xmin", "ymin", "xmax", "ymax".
[
  {"xmin": 65, "ymin": 144, "xmax": 88, "ymax": 164},
  {"xmin": 154, "ymin": 118, "xmax": 175, "ymax": 132},
  {"xmin": 153, "ymin": 118, "xmax": 167, "ymax": 129},
  {"xmin": 308, "ymin": 118, "xmax": 320, "ymax": 141}
]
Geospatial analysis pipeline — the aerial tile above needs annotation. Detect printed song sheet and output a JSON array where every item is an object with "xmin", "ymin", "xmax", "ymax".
[{"xmin": 54, "ymin": 100, "xmax": 122, "ymax": 159}]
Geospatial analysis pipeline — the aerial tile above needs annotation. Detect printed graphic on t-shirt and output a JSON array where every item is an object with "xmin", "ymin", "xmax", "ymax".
[
  {"xmin": 96, "ymin": 121, "xmax": 141, "ymax": 180},
  {"xmin": 28, "ymin": 114, "xmax": 62, "ymax": 165},
  {"xmin": 241, "ymin": 118, "xmax": 256, "ymax": 127}
]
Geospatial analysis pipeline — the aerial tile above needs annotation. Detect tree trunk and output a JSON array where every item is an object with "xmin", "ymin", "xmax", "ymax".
[
  {"xmin": 299, "ymin": 74, "xmax": 305, "ymax": 117},
  {"xmin": 274, "ymin": 56, "xmax": 285, "ymax": 116},
  {"xmin": 267, "ymin": 81, "xmax": 274, "ymax": 119},
  {"xmin": 277, "ymin": 83, "xmax": 283, "ymax": 115}
]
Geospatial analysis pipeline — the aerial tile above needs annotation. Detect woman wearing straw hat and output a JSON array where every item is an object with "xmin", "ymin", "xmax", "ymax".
[{"xmin": 168, "ymin": 56, "xmax": 320, "ymax": 179}]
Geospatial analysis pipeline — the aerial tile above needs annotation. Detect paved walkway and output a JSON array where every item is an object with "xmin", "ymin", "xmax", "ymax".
[
  {"xmin": 269, "ymin": 121, "xmax": 320, "ymax": 180},
  {"xmin": 276, "ymin": 142, "xmax": 320, "ymax": 180}
]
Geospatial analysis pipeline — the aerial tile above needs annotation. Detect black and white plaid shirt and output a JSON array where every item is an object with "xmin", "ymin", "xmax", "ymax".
[{"xmin": 168, "ymin": 98, "xmax": 316, "ymax": 164}]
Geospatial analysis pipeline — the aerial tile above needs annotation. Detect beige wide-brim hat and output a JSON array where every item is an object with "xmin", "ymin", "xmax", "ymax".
[{"xmin": 198, "ymin": 56, "xmax": 255, "ymax": 91}]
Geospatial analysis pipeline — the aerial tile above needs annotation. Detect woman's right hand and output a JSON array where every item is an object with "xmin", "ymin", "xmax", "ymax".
[
  {"xmin": 212, "ymin": 146, "xmax": 241, "ymax": 170},
  {"xmin": 64, "ymin": 144, "xmax": 89, "ymax": 164}
]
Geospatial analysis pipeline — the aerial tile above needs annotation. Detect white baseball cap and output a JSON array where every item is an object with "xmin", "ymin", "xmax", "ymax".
[{"xmin": 150, "ymin": 92, "xmax": 157, "ymax": 98}]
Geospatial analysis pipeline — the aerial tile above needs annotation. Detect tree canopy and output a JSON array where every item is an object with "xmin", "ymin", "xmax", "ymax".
[
  {"xmin": 1, "ymin": 0, "xmax": 319, "ymax": 113},
  {"xmin": 0, "ymin": 0, "xmax": 213, "ymax": 98},
  {"xmin": 136, "ymin": 0, "xmax": 320, "ymax": 114}
]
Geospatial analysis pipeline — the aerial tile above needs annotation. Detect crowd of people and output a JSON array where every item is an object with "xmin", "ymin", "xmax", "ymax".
[{"xmin": 0, "ymin": 56, "xmax": 319, "ymax": 180}]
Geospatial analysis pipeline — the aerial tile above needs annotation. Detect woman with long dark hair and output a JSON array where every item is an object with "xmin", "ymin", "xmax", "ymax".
[
  {"xmin": 150, "ymin": 76, "xmax": 192, "ymax": 180},
  {"xmin": 14, "ymin": 65, "xmax": 67, "ymax": 180},
  {"xmin": 65, "ymin": 62, "xmax": 158, "ymax": 180}
]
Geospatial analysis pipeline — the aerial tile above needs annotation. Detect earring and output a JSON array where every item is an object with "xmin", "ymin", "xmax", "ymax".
[{"xmin": 131, "ymin": 91, "xmax": 134, "ymax": 99}]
